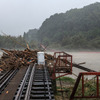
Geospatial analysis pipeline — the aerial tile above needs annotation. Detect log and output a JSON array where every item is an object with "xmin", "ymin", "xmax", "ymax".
[{"xmin": 0, "ymin": 48, "xmax": 54, "ymax": 70}]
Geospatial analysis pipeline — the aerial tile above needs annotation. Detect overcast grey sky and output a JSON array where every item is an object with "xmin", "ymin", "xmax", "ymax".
[{"xmin": 0, "ymin": 0, "xmax": 100, "ymax": 36}]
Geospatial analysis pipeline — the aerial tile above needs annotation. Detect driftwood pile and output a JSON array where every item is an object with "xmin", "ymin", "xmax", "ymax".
[{"xmin": 0, "ymin": 48, "xmax": 54, "ymax": 71}]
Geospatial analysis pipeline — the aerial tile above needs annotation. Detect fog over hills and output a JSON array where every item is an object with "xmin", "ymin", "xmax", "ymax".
[
  {"xmin": 24, "ymin": 2, "xmax": 100, "ymax": 50},
  {"xmin": 0, "ymin": 2, "xmax": 100, "ymax": 50}
]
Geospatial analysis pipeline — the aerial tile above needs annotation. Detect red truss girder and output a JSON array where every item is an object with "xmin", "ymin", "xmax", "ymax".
[
  {"xmin": 51, "ymin": 52, "xmax": 72, "ymax": 79},
  {"xmin": 70, "ymin": 72, "xmax": 100, "ymax": 100}
]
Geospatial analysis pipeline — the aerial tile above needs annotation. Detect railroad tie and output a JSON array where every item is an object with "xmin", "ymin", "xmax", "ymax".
[{"xmin": 14, "ymin": 64, "xmax": 55, "ymax": 100}]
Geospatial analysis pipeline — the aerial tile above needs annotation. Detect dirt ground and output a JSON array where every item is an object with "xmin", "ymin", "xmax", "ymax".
[{"xmin": 0, "ymin": 67, "xmax": 27, "ymax": 100}]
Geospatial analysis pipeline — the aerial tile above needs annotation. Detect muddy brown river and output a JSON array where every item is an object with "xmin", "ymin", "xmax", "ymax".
[{"xmin": 46, "ymin": 51, "xmax": 100, "ymax": 79}]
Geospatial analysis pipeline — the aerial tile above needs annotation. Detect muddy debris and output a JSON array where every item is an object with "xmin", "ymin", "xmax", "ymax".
[{"xmin": 0, "ymin": 48, "xmax": 54, "ymax": 71}]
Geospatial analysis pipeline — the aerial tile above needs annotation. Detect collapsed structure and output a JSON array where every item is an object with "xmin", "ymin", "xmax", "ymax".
[{"xmin": 0, "ymin": 48, "xmax": 54, "ymax": 71}]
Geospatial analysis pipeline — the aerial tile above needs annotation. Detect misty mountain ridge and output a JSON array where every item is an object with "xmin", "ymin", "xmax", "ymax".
[{"xmin": 24, "ymin": 2, "xmax": 100, "ymax": 50}]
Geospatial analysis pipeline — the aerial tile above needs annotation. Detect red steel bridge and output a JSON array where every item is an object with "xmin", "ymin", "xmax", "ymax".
[{"xmin": 47, "ymin": 51, "xmax": 100, "ymax": 100}]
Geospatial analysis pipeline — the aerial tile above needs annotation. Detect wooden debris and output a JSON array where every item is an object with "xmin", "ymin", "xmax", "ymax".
[{"xmin": 0, "ymin": 48, "xmax": 54, "ymax": 71}]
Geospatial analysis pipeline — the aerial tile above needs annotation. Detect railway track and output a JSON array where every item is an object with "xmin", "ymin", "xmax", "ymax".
[
  {"xmin": 0, "ymin": 68, "xmax": 18, "ymax": 94},
  {"xmin": 14, "ymin": 64, "xmax": 55, "ymax": 100}
]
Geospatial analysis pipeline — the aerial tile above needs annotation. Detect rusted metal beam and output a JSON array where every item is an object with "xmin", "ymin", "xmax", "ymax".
[
  {"xmin": 72, "ymin": 63, "xmax": 96, "ymax": 72},
  {"xmin": 63, "ymin": 52, "xmax": 96, "ymax": 72},
  {"xmin": 70, "ymin": 73, "xmax": 82, "ymax": 100},
  {"xmin": 52, "ymin": 52, "xmax": 72, "ymax": 79},
  {"xmin": 70, "ymin": 72, "xmax": 100, "ymax": 100}
]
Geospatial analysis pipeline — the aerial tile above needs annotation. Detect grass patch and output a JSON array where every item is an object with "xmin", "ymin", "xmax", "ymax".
[{"xmin": 56, "ymin": 77, "xmax": 75, "ymax": 83}]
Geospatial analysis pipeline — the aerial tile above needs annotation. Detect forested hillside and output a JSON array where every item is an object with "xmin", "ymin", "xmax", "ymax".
[
  {"xmin": 38, "ymin": 2, "xmax": 100, "ymax": 49},
  {"xmin": 0, "ymin": 29, "xmax": 38, "ymax": 49},
  {"xmin": 23, "ymin": 29, "xmax": 38, "ymax": 42},
  {"xmin": 1, "ymin": 2, "xmax": 100, "ymax": 50},
  {"xmin": 0, "ymin": 35, "xmax": 26, "ymax": 49},
  {"xmin": 23, "ymin": 29, "xmax": 38, "ymax": 49}
]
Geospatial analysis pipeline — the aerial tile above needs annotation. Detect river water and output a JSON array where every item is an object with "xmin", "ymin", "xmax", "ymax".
[{"xmin": 46, "ymin": 51, "xmax": 100, "ymax": 79}]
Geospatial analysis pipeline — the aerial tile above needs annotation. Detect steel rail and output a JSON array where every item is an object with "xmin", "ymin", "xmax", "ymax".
[
  {"xmin": 0, "ymin": 68, "xmax": 18, "ymax": 94},
  {"xmin": 44, "ymin": 66, "xmax": 52, "ymax": 100},
  {"xmin": 14, "ymin": 66, "xmax": 31, "ymax": 100},
  {"xmin": 0, "ymin": 70, "xmax": 10, "ymax": 80},
  {"xmin": 43, "ymin": 65, "xmax": 46, "ymax": 100},
  {"xmin": 0, "ymin": 68, "xmax": 14, "ymax": 83},
  {"xmin": 14, "ymin": 64, "xmax": 55, "ymax": 100},
  {"xmin": 24, "ymin": 63, "xmax": 36, "ymax": 100}
]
